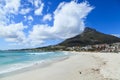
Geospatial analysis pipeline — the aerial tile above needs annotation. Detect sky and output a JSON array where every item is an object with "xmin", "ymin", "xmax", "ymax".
[{"xmin": 0, "ymin": 0, "xmax": 120, "ymax": 50}]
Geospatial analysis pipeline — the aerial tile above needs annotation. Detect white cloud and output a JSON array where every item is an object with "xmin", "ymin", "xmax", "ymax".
[
  {"xmin": 28, "ymin": 1, "xmax": 93, "ymax": 46},
  {"xmin": 24, "ymin": 15, "xmax": 34, "ymax": 26},
  {"xmin": 0, "ymin": 0, "xmax": 28, "ymax": 45},
  {"xmin": 28, "ymin": 0, "xmax": 34, "ymax": 5},
  {"xmin": 43, "ymin": 14, "xmax": 52, "ymax": 21},
  {"xmin": 73, "ymin": 0, "xmax": 78, "ymax": 3},
  {"xmin": 28, "ymin": 25, "xmax": 51, "ymax": 46},
  {"xmin": 112, "ymin": 34, "xmax": 120, "ymax": 38},
  {"xmin": 28, "ymin": 16, "xmax": 34, "ymax": 21},
  {"xmin": 3, "ymin": 0, "xmax": 21, "ymax": 14},
  {"xmin": 0, "ymin": 23, "xmax": 27, "ymax": 43},
  {"xmin": 20, "ymin": 8, "xmax": 31, "ymax": 15},
  {"xmin": 28, "ymin": 0, "xmax": 44, "ymax": 16},
  {"xmin": 34, "ymin": 3, "xmax": 44, "ymax": 15},
  {"xmin": 34, "ymin": 0, "xmax": 42, "ymax": 8},
  {"xmin": 28, "ymin": 0, "xmax": 42, "ymax": 8},
  {"xmin": 0, "ymin": 0, "xmax": 21, "ymax": 25},
  {"xmin": 53, "ymin": 1, "xmax": 93, "ymax": 39}
]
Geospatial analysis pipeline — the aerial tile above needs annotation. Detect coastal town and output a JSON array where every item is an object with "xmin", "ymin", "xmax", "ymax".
[
  {"xmin": 25, "ymin": 42, "xmax": 120, "ymax": 53},
  {"xmin": 65, "ymin": 42, "xmax": 120, "ymax": 52}
]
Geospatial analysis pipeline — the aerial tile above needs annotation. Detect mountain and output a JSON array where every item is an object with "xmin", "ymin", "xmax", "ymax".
[
  {"xmin": 7, "ymin": 27, "xmax": 120, "ymax": 52},
  {"xmin": 58, "ymin": 27, "xmax": 120, "ymax": 47}
]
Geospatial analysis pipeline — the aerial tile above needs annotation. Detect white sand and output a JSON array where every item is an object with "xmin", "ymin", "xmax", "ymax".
[{"xmin": 1, "ymin": 52, "xmax": 120, "ymax": 80}]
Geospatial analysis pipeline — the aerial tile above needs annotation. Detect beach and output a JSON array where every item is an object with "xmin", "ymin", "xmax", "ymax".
[{"xmin": 0, "ymin": 52, "xmax": 120, "ymax": 80}]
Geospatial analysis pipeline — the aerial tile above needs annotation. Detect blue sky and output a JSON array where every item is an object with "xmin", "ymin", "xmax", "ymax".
[{"xmin": 0, "ymin": 0, "xmax": 120, "ymax": 50}]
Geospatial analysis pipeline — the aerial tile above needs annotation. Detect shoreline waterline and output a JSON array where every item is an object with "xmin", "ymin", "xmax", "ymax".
[{"xmin": 0, "ymin": 51, "xmax": 70, "ymax": 78}]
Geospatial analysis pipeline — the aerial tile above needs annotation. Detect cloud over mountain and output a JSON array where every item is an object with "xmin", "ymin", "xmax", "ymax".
[{"xmin": 29, "ymin": 1, "xmax": 93, "ymax": 46}]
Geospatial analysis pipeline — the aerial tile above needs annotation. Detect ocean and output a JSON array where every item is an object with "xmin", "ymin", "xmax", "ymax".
[{"xmin": 0, "ymin": 51, "xmax": 69, "ymax": 76}]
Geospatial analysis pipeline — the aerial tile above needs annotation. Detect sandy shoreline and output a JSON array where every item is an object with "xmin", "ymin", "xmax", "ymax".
[
  {"xmin": 0, "ymin": 55, "xmax": 69, "ymax": 78},
  {"xmin": 1, "ymin": 52, "xmax": 120, "ymax": 80}
]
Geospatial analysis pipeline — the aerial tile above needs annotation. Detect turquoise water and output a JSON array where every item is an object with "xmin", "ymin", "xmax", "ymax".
[{"xmin": 0, "ymin": 51, "xmax": 68, "ymax": 75}]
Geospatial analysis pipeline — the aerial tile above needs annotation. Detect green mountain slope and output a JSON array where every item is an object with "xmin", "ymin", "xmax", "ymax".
[{"xmin": 58, "ymin": 27, "xmax": 120, "ymax": 47}]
